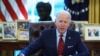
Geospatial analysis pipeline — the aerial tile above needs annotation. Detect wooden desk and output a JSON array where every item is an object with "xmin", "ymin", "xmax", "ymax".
[
  {"xmin": 0, "ymin": 40, "xmax": 29, "ymax": 56},
  {"xmin": 0, "ymin": 40, "xmax": 28, "ymax": 50},
  {"xmin": 0, "ymin": 40, "xmax": 100, "ymax": 56},
  {"xmin": 85, "ymin": 41, "xmax": 100, "ymax": 56},
  {"xmin": 85, "ymin": 41, "xmax": 100, "ymax": 50}
]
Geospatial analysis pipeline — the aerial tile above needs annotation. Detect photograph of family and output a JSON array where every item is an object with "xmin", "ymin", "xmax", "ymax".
[{"xmin": 84, "ymin": 24, "xmax": 100, "ymax": 41}]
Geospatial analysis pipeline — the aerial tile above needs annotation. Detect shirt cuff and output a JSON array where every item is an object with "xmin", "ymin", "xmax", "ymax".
[{"xmin": 18, "ymin": 53, "xmax": 25, "ymax": 56}]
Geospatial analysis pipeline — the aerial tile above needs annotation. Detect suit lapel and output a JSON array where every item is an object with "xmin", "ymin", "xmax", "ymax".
[
  {"xmin": 64, "ymin": 30, "xmax": 71, "ymax": 53},
  {"xmin": 51, "ymin": 29, "xmax": 58, "ymax": 55}
]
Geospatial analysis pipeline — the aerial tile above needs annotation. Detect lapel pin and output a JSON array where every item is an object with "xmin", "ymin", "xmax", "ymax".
[{"xmin": 68, "ymin": 37, "xmax": 71, "ymax": 39}]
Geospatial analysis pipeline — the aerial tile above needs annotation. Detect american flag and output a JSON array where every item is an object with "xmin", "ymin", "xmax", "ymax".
[{"xmin": 0, "ymin": 0, "xmax": 28, "ymax": 21}]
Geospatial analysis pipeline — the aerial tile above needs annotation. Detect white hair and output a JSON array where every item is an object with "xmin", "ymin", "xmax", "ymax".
[{"xmin": 56, "ymin": 10, "xmax": 71, "ymax": 22}]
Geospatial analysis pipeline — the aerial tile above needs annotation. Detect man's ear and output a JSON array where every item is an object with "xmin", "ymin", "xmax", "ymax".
[
  {"xmin": 68, "ymin": 21, "xmax": 75, "ymax": 30},
  {"xmin": 54, "ymin": 19, "xmax": 57, "ymax": 26},
  {"xmin": 54, "ymin": 21, "xmax": 56, "ymax": 26}
]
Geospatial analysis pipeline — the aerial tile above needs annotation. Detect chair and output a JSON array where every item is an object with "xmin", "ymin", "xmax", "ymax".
[{"xmin": 29, "ymin": 21, "xmax": 55, "ymax": 56}]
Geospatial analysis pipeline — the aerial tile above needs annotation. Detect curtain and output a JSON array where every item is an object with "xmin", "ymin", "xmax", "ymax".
[{"xmin": 89, "ymin": 0, "xmax": 100, "ymax": 24}]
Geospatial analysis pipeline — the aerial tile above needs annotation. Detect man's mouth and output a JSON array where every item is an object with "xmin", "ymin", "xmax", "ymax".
[{"xmin": 60, "ymin": 28, "xmax": 64, "ymax": 30}]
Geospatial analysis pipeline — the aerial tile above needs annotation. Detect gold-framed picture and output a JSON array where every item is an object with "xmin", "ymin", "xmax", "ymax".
[
  {"xmin": 0, "ymin": 22, "xmax": 3, "ymax": 40},
  {"xmin": 18, "ymin": 30, "xmax": 29, "ymax": 41},
  {"xmin": 73, "ymin": 21, "xmax": 88, "ymax": 36},
  {"xmin": 2, "ymin": 22, "xmax": 17, "ymax": 40},
  {"xmin": 17, "ymin": 20, "xmax": 30, "ymax": 31},
  {"xmin": 83, "ymin": 24, "xmax": 100, "ymax": 41}
]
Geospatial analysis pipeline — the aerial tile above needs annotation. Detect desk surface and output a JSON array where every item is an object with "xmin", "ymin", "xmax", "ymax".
[
  {"xmin": 0, "ymin": 40, "xmax": 100, "ymax": 50},
  {"xmin": 85, "ymin": 41, "xmax": 100, "ymax": 50},
  {"xmin": 0, "ymin": 40, "xmax": 29, "ymax": 50},
  {"xmin": 0, "ymin": 40, "xmax": 100, "ymax": 56}
]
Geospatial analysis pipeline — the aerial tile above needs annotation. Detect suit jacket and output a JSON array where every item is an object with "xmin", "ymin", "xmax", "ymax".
[{"xmin": 20, "ymin": 28, "xmax": 89, "ymax": 56}]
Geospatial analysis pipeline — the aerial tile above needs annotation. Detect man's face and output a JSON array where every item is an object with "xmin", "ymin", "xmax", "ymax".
[{"xmin": 55, "ymin": 13, "xmax": 70, "ymax": 34}]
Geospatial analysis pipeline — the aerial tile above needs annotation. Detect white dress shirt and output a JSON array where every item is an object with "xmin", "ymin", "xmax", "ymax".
[
  {"xmin": 56, "ymin": 29, "xmax": 67, "ymax": 49},
  {"xmin": 19, "ymin": 53, "xmax": 25, "ymax": 56}
]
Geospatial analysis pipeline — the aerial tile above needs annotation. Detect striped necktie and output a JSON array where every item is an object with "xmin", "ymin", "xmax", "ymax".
[{"xmin": 58, "ymin": 34, "xmax": 64, "ymax": 56}]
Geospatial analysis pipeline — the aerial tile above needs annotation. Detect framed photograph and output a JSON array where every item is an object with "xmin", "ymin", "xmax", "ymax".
[
  {"xmin": 18, "ymin": 30, "xmax": 29, "ymax": 41},
  {"xmin": 83, "ymin": 24, "xmax": 100, "ymax": 41},
  {"xmin": 17, "ymin": 20, "xmax": 30, "ymax": 30},
  {"xmin": 2, "ymin": 22, "xmax": 17, "ymax": 40},
  {"xmin": 0, "ymin": 22, "xmax": 3, "ymax": 40},
  {"xmin": 73, "ymin": 21, "xmax": 88, "ymax": 36}
]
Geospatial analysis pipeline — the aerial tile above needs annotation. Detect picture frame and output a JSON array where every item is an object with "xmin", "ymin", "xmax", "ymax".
[
  {"xmin": 17, "ymin": 20, "xmax": 30, "ymax": 31},
  {"xmin": 0, "ymin": 22, "xmax": 3, "ymax": 40},
  {"xmin": 83, "ymin": 24, "xmax": 100, "ymax": 41},
  {"xmin": 2, "ymin": 22, "xmax": 17, "ymax": 40},
  {"xmin": 73, "ymin": 21, "xmax": 88, "ymax": 36},
  {"xmin": 18, "ymin": 30, "xmax": 29, "ymax": 41}
]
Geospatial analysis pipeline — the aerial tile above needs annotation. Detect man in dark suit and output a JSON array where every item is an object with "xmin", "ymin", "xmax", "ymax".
[{"xmin": 19, "ymin": 10, "xmax": 89, "ymax": 56}]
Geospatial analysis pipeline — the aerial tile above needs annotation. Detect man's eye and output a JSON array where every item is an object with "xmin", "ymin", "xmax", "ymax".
[
  {"xmin": 59, "ymin": 21, "xmax": 62, "ymax": 23},
  {"xmin": 64, "ymin": 21, "xmax": 68, "ymax": 23}
]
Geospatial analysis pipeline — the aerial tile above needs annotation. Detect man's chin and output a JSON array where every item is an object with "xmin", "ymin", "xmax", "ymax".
[{"xmin": 59, "ymin": 31, "xmax": 65, "ymax": 34}]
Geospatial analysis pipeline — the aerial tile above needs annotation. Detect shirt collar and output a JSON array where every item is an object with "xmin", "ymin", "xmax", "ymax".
[{"xmin": 56, "ymin": 29, "xmax": 67, "ymax": 37}]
